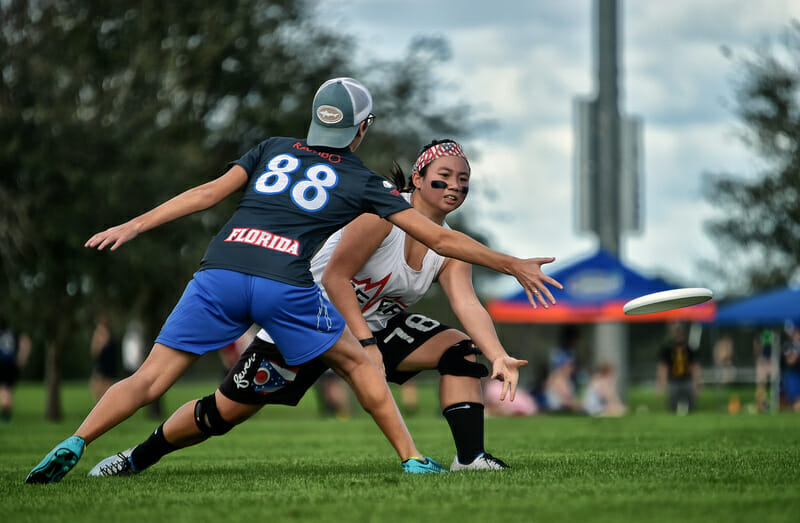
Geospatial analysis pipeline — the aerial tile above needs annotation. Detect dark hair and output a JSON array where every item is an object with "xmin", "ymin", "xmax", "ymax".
[{"xmin": 390, "ymin": 138, "xmax": 460, "ymax": 191}]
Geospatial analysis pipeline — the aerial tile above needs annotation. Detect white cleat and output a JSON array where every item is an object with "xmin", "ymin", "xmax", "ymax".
[
  {"xmin": 88, "ymin": 448, "xmax": 138, "ymax": 477},
  {"xmin": 450, "ymin": 452, "xmax": 510, "ymax": 471}
]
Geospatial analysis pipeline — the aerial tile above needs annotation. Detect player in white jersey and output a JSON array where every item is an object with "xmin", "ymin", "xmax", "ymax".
[{"xmin": 87, "ymin": 139, "xmax": 540, "ymax": 476}]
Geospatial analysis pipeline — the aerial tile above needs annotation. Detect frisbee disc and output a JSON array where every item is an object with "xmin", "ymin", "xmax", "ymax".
[{"xmin": 623, "ymin": 288, "xmax": 713, "ymax": 315}]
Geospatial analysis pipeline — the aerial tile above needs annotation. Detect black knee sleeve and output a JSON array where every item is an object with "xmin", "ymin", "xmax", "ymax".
[
  {"xmin": 437, "ymin": 340, "xmax": 489, "ymax": 378},
  {"xmin": 194, "ymin": 394, "xmax": 234, "ymax": 437}
]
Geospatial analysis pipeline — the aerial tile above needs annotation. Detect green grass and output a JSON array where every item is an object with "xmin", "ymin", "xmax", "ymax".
[{"xmin": 2, "ymin": 381, "xmax": 799, "ymax": 522}]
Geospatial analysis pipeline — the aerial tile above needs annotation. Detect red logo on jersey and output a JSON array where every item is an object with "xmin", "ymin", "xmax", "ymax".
[
  {"xmin": 352, "ymin": 274, "xmax": 406, "ymax": 313},
  {"xmin": 293, "ymin": 142, "xmax": 342, "ymax": 163},
  {"xmin": 224, "ymin": 227, "xmax": 299, "ymax": 256}
]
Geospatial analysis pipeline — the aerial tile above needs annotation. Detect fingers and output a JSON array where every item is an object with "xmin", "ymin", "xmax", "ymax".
[
  {"xmin": 86, "ymin": 230, "xmax": 115, "ymax": 251},
  {"xmin": 524, "ymin": 288, "xmax": 538, "ymax": 309},
  {"xmin": 546, "ymin": 275, "xmax": 564, "ymax": 290},
  {"xmin": 508, "ymin": 380, "xmax": 517, "ymax": 402},
  {"xmin": 534, "ymin": 286, "xmax": 555, "ymax": 306},
  {"xmin": 529, "ymin": 286, "xmax": 553, "ymax": 307},
  {"xmin": 84, "ymin": 234, "xmax": 103, "ymax": 249}
]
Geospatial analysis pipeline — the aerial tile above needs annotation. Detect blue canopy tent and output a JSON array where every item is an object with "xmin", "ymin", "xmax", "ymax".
[
  {"xmin": 715, "ymin": 285, "xmax": 800, "ymax": 326},
  {"xmin": 713, "ymin": 285, "xmax": 800, "ymax": 413},
  {"xmin": 488, "ymin": 249, "xmax": 716, "ymax": 323}
]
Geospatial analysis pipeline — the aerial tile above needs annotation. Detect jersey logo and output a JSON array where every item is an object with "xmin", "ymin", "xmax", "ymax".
[
  {"xmin": 352, "ymin": 274, "xmax": 391, "ymax": 313},
  {"xmin": 376, "ymin": 297, "xmax": 407, "ymax": 317},
  {"xmin": 253, "ymin": 359, "xmax": 299, "ymax": 394},
  {"xmin": 352, "ymin": 274, "xmax": 406, "ymax": 315},
  {"xmin": 224, "ymin": 227, "xmax": 299, "ymax": 256}
]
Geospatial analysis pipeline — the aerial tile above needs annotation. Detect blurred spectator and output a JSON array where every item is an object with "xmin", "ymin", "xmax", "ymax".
[
  {"xmin": 582, "ymin": 363, "xmax": 626, "ymax": 417},
  {"xmin": 90, "ymin": 313, "xmax": 119, "ymax": 402},
  {"xmin": 483, "ymin": 378, "xmax": 538, "ymax": 417},
  {"xmin": 0, "ymin": 316, "xmax": 31, "ymax": 424},
  {"xmin": 656, "ymin": 321, "xmax": 701, "ymax": 414},
  {"xmin": 753, "ymin": 330, "xmax": 775, "ymax": 412},
  {"xmin": 121, "ymin": 320, "xmax": 146, "ymax": 377},
  {"xmin": 713, "ymin": 334, "xmax": 736, "ymax": 385},
  {"xmin": 781, "ymin": 325, "xmax": 800, "ymax": 411},
  {"xmin": 121, "ymin": 319, "xmax": 162, "ymax": 418},
  {"xmin": 542, "ymin": 351, "xmax": 582, "ymax": 413},
  {"xmin": 550, "ymin": 325, "xmax": 581, "ymax": 385},
  {"xmin": 399, "ymin": 379, "xmax": 419, "ymax": 416},
  {"xmin": 316, "ymin": 370, "xmax": 351, "ymax": 419}
]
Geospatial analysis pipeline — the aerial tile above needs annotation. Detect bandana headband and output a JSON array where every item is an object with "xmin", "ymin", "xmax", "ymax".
[{"xmin": 412, "ymin": 141, "xmax": 469, "ymax": 176}]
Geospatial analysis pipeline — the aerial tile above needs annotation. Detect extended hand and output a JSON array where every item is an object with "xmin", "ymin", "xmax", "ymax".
[
  {"xmin": 85, "ymin": 221, "xmax": 140, "ymax": 251},
  {"xmin": 491, "ymin": 355, "xmax": 529, "ymax": 402},
  {"xmin": 510, "ymin": 257, "xmax": 563, "ymax": 308}
]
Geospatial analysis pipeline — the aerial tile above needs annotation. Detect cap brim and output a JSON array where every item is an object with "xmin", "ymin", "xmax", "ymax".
[{"xmin": 307, "ymin": 121, "xmax": 359, "ymax": 149}]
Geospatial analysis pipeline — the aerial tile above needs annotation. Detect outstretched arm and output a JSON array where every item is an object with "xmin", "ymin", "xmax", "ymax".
[
  {"xmin": 386, "ymin": 208, "xmax": 563, "ymax": 308},
  {"xmin": 438, "ymin": 259, "xmax": 527, "ymax": 401},
  {"xmin": 320, "ymin": 213, "xmax": 394, "ymax": 374},
  {"xmin": 85, "ymin": 165, "xmax": 248, "ymax": 251}
]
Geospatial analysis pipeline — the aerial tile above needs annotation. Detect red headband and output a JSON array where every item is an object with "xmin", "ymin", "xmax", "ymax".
[{"xmin": 412, "ymin": 141, "xmax": 469, "ymax": 176}]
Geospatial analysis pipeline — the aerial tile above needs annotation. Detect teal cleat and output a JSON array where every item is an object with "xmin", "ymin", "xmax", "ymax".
[
  {"xmin": 25, "ymin": 436, "xmax": 85, "ymax": 484},
  {"xmin": 401, "ymin": 456, "xmax": 448, "ymax": 474}
]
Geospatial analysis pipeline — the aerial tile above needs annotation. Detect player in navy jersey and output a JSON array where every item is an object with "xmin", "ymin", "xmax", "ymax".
[{"xmin": 27, "ymin": 78, "xmax": 561, "ymax": 484}]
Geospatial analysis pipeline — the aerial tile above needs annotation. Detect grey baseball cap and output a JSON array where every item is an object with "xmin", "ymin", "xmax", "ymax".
[{"xmin": 307, "ymin": 77, "xmax": 373, "ymax": 149}]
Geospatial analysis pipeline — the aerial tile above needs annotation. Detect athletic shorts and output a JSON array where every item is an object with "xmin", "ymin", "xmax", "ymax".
[
  {"xmin": 0, "ymin": 361, "xmax": 19, "ymax": 386},
  {"xmin": 220, "ymin": 311, "xmax": 460, "ymax": 405},
  {"xmin": 155, "ymin": 269, "xmax": 346, "ymax": 365}
]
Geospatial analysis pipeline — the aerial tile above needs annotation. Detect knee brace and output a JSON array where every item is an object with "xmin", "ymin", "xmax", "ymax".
[
  {"xmin": 437, "ymin": 339, "xmax": 489, "ymax": 379},
  {"xmin": 194, "ymin": 394, "xmax": 234, "ymax": 437}
]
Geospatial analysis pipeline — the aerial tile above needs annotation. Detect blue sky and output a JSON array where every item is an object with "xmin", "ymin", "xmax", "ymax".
[{"xmin": 317, "ymin": 0, "xmax": 799, "ymax": 296}]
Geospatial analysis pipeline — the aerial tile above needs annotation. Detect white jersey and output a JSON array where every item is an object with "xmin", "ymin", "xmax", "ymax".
[{"xmin": 257, "ymin": 193, "xmax": 449, "ymax": 342}]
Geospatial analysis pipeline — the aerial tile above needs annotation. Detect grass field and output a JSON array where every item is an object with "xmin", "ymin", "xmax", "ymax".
[{"xmin": 2, "ymin": 380, "xmax": 799, "ymax": 522}]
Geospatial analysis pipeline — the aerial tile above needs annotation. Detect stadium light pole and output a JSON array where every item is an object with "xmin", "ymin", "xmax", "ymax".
[{"xmin": 592, "ymin": 0, "xmax": 629, "ymax": 397}]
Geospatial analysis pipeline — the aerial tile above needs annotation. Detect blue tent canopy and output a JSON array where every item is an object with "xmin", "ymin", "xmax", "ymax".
[
  {"xmin": 517, "ymin": 249, "xmax": 673, "ymax": 305},
  {"xmin": 488, "ymin": 249, "xmax": 716, "ymax": 323},
  {"xmin": 715, "ymin": 286, "xmax": 800, "ymax": 326}
]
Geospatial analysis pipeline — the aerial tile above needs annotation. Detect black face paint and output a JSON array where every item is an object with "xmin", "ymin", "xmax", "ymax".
[{"xmin": 430, "ymin": 179, "xmax": 469, "ymax": 195}]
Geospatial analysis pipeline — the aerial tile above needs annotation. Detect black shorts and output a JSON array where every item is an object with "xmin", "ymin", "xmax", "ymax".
[
  {"xmin": 219, "ymin": 311, "xmax": 457, "ymax": 405},
  {"xmin": 0, "ymin": 361, "xmax": 19, "ymax": 386}
]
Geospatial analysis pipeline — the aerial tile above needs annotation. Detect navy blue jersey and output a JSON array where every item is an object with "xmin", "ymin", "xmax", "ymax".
[{"xmin": 200, "ymin": 137, "xmax": 411, "ymax": 287}]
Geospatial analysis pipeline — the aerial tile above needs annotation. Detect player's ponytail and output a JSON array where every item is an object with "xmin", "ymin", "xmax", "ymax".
[{"xmin": 389, "ymin": 161, "xmax": 412, "ymax": 192}]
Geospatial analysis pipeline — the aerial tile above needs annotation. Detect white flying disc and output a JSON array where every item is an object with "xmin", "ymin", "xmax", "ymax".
[{"xmin": 623, "ymin": 288, "xmax": 713, "ymax": 315}]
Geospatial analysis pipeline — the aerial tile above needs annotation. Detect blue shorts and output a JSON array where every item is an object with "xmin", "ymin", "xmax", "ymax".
[{"xmin": 156, "ymin": 269, "xmax": 346, "ymax": 365}]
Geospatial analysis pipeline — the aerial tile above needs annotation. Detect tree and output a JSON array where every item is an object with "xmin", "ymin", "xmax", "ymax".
[
  {"xmin": 703, "ymin": 22, "xmax": 800, "ymax": 296},
  {"xmin": 0, "ymin": 0, "xmax": 475, "ymax": 419}
]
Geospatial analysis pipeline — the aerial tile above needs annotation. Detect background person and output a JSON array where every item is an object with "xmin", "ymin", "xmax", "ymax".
[
  {"xmin": 780, "ymin": 325, "xmax": 800, "ymax": 411},
  {"xmin": 89, "ymin": 313, "xmax": 119, "ymax": 402},
  {"xmin": 656, "ymin": 321, "xmax": 702, "ymax": 414},
  {"xmin": 753, "ymin": 330, "xmax": 774, "ymax": 412},
  {"xmin": 582, "ymin": 363, "xmax": 626, "ymax": 417},
  {"xmin": 0, "ymin": 316, "xmax": 32, "ymax": 424},
  {"xmin": 542, "ymin": 351, "xmax": 581, "ymax": 413}
]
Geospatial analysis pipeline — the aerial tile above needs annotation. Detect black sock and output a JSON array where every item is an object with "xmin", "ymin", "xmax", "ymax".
[
  {"xmin": 442, "ymin": 402, "xmax": 485, "ymax": 464},
  {"xmin": 129, "ymin": 423, "xmax": 182, "ymax": 471},
  {"xmin": 1, "ymin": 408, "xmax": 10, "ymax": 422}
]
